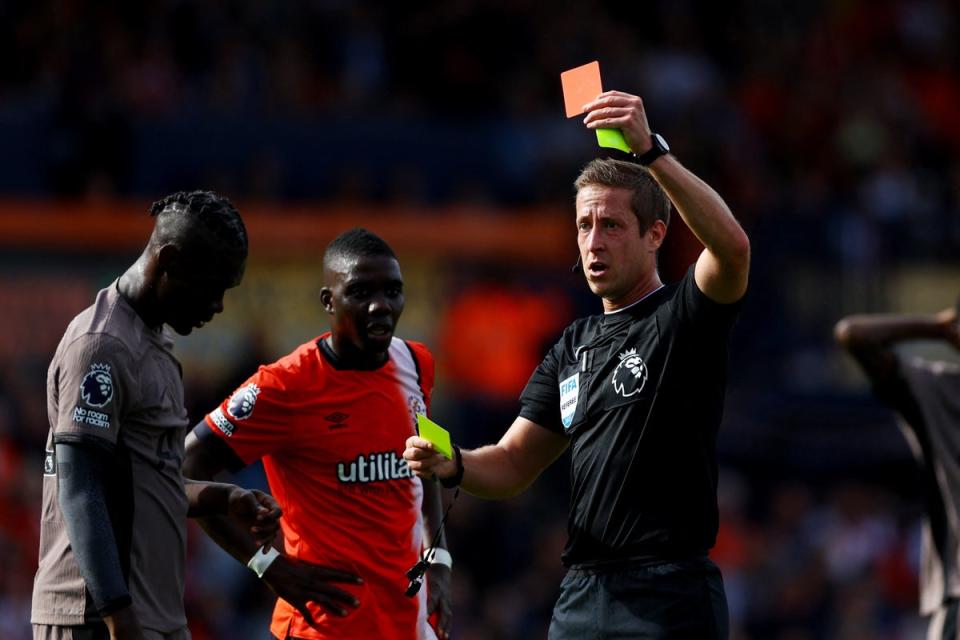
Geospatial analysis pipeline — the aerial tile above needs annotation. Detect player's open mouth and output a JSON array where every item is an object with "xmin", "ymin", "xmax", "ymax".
[{"xmin": 367, "ymin": 324, "xmax": 393, "ymax": 337}]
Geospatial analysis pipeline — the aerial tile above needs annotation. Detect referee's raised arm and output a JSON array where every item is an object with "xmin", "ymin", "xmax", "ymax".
[{"xmin": 582, "ymin": 90, "xmax": 750, "ymax": 305}]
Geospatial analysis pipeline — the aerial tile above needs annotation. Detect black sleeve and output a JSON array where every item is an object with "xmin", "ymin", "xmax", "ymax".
[
  {"xmin": 676, "ymin": 265, "xmax": 742, "ymax": 334},
  {"xmin": 55, "ymin": 442, "xmax": 132, "ymax": 616},
  {"xmin": 189, "ymin": 420, "xmax": 247, "ymax": 474},
  {"xmin": 518, "ymin": 341, "xmax": 565, "ymax": 434}
]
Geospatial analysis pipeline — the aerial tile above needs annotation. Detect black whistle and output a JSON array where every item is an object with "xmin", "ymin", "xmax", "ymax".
[
  {"xmin": 404, "ymin": 577, "xmax": 423, "ymax": 598},
  {"xmin": 404, "ymin": 558, "xmax": 430, "ymax": 597},
  {"xmin": 406, "ymin": 559, "xmax": 429, "ymax": 581}
]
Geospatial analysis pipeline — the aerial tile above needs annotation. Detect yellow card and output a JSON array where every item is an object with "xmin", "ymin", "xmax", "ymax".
[
  {"xmin": 596, "ymin": 128, "xmax": 632, "ymax": 153},
  {"xmin": 417, "ymin": 414, "xmax": 453, "ymax": 459}
]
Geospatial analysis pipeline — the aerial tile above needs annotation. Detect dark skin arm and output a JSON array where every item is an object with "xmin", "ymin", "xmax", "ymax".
[
  {"xmin": 834, "ymin": 307, "xmax": 960, "ymax": 381},
  {"xmin": 182, "ymin": 430, "xmax": 362, "ymax": 625},
  {"xmin": 421, "ymin": 477, "xmax": 452, "ymax": 639},
  {"xmin": 101, "ymin": 607, "xmax": 144, "ymax": 640},
  {"xmin": 183, "ymin": 479, "xmax": 280, "ymax": 549}
]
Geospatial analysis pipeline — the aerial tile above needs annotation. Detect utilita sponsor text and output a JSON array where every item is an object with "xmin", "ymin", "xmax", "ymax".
[{"xmin": 337, "ymin": 451, "xmax": 412, "ymax": 484}]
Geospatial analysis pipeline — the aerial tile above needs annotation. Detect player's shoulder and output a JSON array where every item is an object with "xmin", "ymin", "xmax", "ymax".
[
  {"xmin": 387, "ymin": 337, "xmax": 435, "ymax": 376},
  {"xmin": 397, "ymin": 338, "xmax": 433, "ymax": 362},
  {"xmin": 257, "ymin": 337, "xmax": 325, "ymax": 389},
  {"xmin": 56, "ymin": 288, "xmax": 140, "ymax": 368}
]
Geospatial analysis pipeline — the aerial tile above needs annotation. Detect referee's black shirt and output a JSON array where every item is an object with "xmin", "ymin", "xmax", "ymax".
[{"xmin": 519, "ymin": 266, "xmax": 740, "ymax": 567}]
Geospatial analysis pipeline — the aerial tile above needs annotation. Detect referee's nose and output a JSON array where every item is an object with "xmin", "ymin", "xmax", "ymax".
[{"xmin": 585, "ymin": 223, "xmax": 606, "ymax": 255}]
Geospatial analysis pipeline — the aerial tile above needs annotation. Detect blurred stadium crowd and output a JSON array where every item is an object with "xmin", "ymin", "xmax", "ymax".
[{"xmin": 2, "ymin": 0, "xmax": 960, "ymax": 638}]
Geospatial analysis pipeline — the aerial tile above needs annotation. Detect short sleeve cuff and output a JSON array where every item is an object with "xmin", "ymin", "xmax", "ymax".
[
  {"xmin": 96, "ymin": 594, "xmax": 133, "ymax": 617},
  {"xmin": 194, "ymin": 420, "xmax": 248, "ymax": 473}
]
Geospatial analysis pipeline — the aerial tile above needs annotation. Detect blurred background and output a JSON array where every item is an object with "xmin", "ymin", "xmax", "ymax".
[{"xmin": 1, "ymin": 0, "xmax": 959, "ymax": 638}]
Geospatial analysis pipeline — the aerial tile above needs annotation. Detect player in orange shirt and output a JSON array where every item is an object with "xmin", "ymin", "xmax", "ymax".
[{"xmin": 183, "ymin": 228, "xmax": 452, "ymax": 640}]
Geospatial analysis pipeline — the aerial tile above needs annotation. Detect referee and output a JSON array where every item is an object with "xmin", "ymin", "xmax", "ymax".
[{"xmin": 404, "ymin": 89, "xmax": 749, "ymax": 639}]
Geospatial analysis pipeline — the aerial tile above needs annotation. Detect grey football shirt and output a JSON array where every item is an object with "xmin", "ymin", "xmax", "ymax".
[
  {"xmin": 32, "ymin": 281, "xmax": 190, "ymax": 632},
  {"xmin": 886, "ymin": 355, "xmax": 960, "ymax": 615}
]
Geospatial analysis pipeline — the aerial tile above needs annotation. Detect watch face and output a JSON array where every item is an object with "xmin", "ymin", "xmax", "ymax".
[{"xmin": 654, "ymin": 133, "xmax": 669, "ymax": 153}]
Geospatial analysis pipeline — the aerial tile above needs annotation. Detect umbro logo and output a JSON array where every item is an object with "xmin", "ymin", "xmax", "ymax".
[{"xmin": 325, "ymin": 412, "xmax": 350, "ymax": 430}]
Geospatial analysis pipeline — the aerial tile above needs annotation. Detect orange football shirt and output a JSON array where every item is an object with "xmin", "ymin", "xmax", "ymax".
[{"xmin": 205, "ymin": 335, "xmax": 435, "ymax": 639}]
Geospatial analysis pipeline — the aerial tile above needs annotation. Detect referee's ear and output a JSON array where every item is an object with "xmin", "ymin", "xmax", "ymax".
[{"xmin": 644, "ymin": 219, "xmax": 667, "ymax": 253}]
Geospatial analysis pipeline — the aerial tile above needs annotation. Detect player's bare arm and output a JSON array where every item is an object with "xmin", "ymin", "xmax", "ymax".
[
  {"xmin": 102, "ymin": 605, "xmax": 146, "ymax": 640},
  {"xmin": 835, "ymin": 307, "xmax": 960, "ymax": 381},
  {"xmin": 404, "ymin": 417, "xmax": 569, "ymax": 499},
  {"xmin": 420, "ymin": 477, "xmax": 452, "ymax": 639},
  {"xmin": 182, "ymin": 429, "xmax": 363, "ymax": 623},
  {"xmin": 582, "ymin": 91, "xmax": 750, "ymax": 304},
  {"xmin": 184, "ymin": 479, "xmax": 281, "ymax": 549},
  {"xmin": 182, "ymin": 434, "xmax": 282, "ymax": 559}
]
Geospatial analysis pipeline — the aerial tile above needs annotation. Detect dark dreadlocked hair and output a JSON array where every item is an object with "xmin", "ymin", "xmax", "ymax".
[
  {"xmin": 323, "ymin": 228, "xmax": 397, "ymax": 269},
  {"xmin": 149, "ymin": 190, "xmax": 247, "ymax": 254}
]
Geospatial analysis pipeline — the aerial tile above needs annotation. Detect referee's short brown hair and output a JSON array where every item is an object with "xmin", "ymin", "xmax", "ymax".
[{"xmin": 574, "ymin": 158, "xmax": 671, "ymax": 233}]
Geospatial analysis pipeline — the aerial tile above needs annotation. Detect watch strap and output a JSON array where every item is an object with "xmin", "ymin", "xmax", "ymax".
[{"xmin": 632, "ymin": 134, "xmax": 668, "ymax": 166}]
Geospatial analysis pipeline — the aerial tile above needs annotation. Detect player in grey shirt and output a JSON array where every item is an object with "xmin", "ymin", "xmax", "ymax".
[
  {"xmin": 32, "ymin": 191, "xmax": 281, "ymax": 640},
  {"xmin": 836, "ymin": 302, "xmax": 960, "ymax": 640}
]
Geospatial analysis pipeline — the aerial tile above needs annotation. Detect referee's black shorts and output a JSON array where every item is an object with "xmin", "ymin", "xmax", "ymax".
[{"xmin": 548, "ymin": 555, "xmax": 728, "ymax": 640}]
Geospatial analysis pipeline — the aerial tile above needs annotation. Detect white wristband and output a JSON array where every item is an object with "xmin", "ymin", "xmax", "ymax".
[
  {"xmin": 246, "ymin": 547, "xmax": 280, "ymax": 578},
  {"xmin": 424, "ymin": 547, "xmax": 453, "ymax": 570}
]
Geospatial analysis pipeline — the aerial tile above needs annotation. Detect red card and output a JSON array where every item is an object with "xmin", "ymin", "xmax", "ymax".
[{"xmin": 560, "ymin": 61, "xmax": 602, "ymax": 118}]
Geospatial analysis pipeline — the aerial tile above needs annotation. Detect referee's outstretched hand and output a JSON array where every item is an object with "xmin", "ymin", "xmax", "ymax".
[
  {"xmin": 262, "ymin": 555, "xmax": 363, "ymax": 625},
  {"xmin": 403, "ymin": 436, "xmax": 458, "ymax": 482}
]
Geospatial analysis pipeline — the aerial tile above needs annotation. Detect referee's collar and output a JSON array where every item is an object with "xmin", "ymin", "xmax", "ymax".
[{"xmin": 602, "ymin": 284, "xmax": 667, "ymax": 322}]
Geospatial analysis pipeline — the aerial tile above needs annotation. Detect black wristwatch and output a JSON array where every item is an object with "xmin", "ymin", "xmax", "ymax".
[
  {"xmin": 631, "ymin": 133, "xmax": 670, "ymax": 166},
  {"xmin": 439, "ymin": 444, "xmax": 464, "ymax": 488}
]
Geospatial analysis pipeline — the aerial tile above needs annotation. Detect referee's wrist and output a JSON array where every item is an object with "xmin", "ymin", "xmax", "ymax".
[{"xmin": 438, "ymin": 445, "xmax": 464, "ymax": 489}]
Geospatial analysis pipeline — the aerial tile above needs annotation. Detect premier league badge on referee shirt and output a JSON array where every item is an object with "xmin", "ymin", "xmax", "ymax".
[
  {"xmin": 612, "ymin": 349, "xmax": 648, "ymax": 398},
  {"xmin": 80, "ymin": 363, "xmax": 114, "ymax": 407},
  {"xmin": 559, "ymin": 373, "xmax": 579, "ymax": 430}
]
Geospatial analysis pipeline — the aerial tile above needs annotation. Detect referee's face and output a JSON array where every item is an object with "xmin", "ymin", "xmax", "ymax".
[
  {"xmin": 323, "ymin": 254, "xmax": 405, "ymax": 361},
  {"xmin": 576, "ymin": 185, "xmax": 663, "ymax": 309}
]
